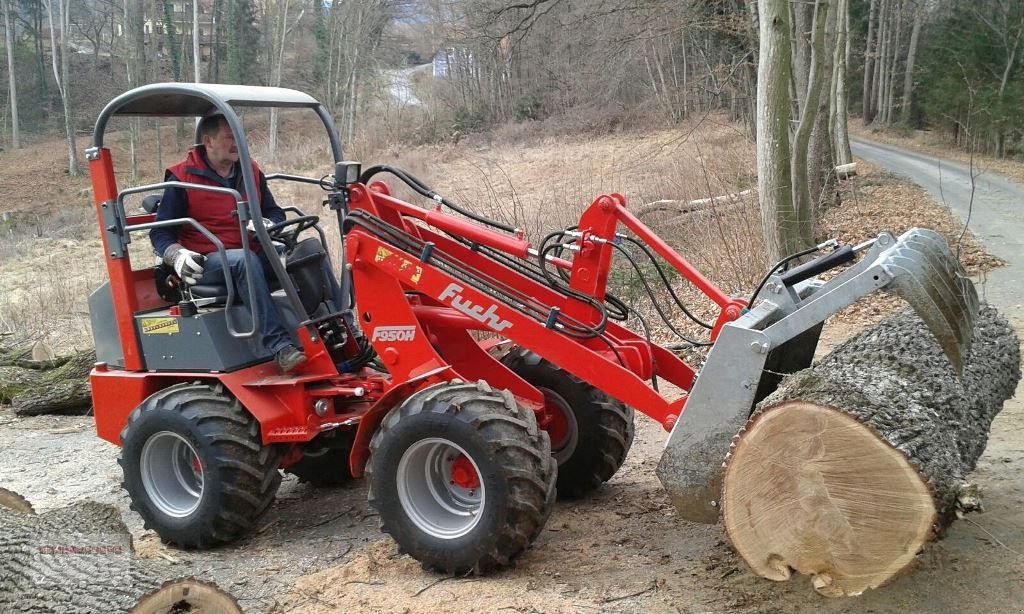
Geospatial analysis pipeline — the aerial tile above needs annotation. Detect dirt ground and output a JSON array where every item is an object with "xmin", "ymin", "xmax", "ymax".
[{"xmin": 0, "ymin": 133, "xmax": 1021, "ymax": 613}]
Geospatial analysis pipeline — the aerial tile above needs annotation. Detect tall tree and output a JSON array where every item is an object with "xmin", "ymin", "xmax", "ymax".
[
  {"xmin": 265, "ymin": 0, "xmax": 303, "ymax": 155},
  {"xmin": 791, "ymin": 0, "xmax": 830, "ymax": 239},
  {"xmin": 899, "ymin": 0, "xmax": 923, "ymax": 125},
  {"xmin": 192, "ymin": 0, "xmax": 200, "ymax": 83},
  {"xmin": 161, "ymin": 0, "xmax": 181, "ymax": 81},
  {"xmin": 124, "ymin": 0, "xmax": 144, "ymax": 181},
  {"xmin": 756, "ymin": 0, "xmax": 800, "ymax": 261},
  {"xmin": 3, "ymin": 0, "xmax": 19, "ymax": 148},
  {"xmin": 42, "ymin": 0, "xmax": 77, "ymax": 175},
  {"xmin": 831, "ymin": 0, "xmax": 853, "ymax": 165},
  {"xmin": 862, "ymin": 0, "xmax": 878, "ymax": 123}
]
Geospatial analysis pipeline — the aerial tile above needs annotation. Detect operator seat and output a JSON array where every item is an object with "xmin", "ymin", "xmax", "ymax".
[{"xmin": 143, "ymin": 194, "xmax": 331, "ymax": 317}]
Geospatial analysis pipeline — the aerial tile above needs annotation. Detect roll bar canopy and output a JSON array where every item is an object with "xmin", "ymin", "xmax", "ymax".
[
  {"xmin": 90, "ymin": 82, "xmax": 342, "ymax": 163},
  {"xmin": 88, "ymin": 82, "xmax": 345, "ymax": 337}
]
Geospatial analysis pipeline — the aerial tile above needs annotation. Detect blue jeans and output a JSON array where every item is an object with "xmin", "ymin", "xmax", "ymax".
[{"xmin": 200, "ymin": 249, "xmax": 294, "ymax": 355}]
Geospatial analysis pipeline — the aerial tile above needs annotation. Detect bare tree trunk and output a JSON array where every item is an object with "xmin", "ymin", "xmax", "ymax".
[
  {"xmin": 791, "ymin": 0, "xmax": 811, "ymax": 115},
  {"xmin": 808, "ymin": 0, "xmax": 838, "ymax": 214},
  {"xmin": 862, "ymin": 0, "xmax": 877, "ymax": 123},
  {"xmin": 757, "ymin": 0, "xmax": 798, "ymax": 262},
  {"xmin": 44, "ymin": 0, "xmax": 77, "ymax": 176},
  {"xmin": 791, "ymin": 0, "xmax": 829, "ymax": 246},
  {"xmin": 193, "ymin": 0, "xmax": 201, "ymax": 83},
  {"xmin": 899, "ymin": 1, "xmax": 923, "ymax": 126},
  {"xmin": 124, "ymin": 0, "xmax": 144, "ymax": 182},
  {"xmin": 873, "ymin": 0, "xmax": 890, "ymax": 125},
  {"xmin": 2, "ymin": 0, "xmax": 18, "ymax": 149},
  {"xmin": 832, "ymin": 0, "xmax": 853, "ymax": 165},
  {"xmin": 883, "ymin": 0, "xmax": 903, "ymax": 125}
]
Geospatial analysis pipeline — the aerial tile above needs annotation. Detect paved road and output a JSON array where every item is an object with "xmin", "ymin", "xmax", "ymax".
[{"xmin": 851, "ymin": 137, "xmax": 1024, "ymax": 322}]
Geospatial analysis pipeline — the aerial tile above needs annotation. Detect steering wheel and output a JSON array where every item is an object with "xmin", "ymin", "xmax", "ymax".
[{"xmin": 264, "ymin": 215, "xmax": 320, "ymax": 249}]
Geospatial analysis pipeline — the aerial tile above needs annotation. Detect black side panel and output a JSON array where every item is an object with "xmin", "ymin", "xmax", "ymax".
[{"xmin": 751, "ymin": 323, "xmax": 823, "ymax": 407}]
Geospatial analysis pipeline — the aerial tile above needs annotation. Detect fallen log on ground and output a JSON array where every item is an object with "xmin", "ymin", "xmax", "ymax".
[
  {"xmin": 0, "ymin": 337, "xmax": 94, "ymax": 415},
  {"xmin": 635, "ymin": 189, "xmax": 756, "ymax": 219},
  {"xmin": 0, "ymin": 489, "xmax": 240, "ymax": 612},
  {"xmin": 722, "ymin": 304, "xmax": 1020, "ymax": 597}
]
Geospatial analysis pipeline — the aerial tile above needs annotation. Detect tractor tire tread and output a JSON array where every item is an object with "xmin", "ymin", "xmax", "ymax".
[
  {"xmin": 119, "ymin": 382, "xmax": 283, "ymax": 549},
  {"xmin": 501, "ymin": 348, "xmax": 635, "ymax": 500},
  {"xmin": 367, "ymin": 380, "xmax": 556, "ymax": 574}
]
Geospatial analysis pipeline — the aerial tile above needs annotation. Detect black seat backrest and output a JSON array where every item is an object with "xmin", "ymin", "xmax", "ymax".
[{"xmin": 286, "ymin": 237, "xmax": 328, "ymax": 315}]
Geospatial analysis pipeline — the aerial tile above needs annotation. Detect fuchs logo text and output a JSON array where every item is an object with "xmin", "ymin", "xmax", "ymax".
[
  {"xmin": 439, "ymin": 283, "xmax": 513, "ymax": 332},
  {"xmin": 371, "ymin": 326, "xmax": 417, "ymax": 342}
]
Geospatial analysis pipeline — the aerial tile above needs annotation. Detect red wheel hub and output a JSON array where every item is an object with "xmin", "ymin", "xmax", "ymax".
[
  {"xmin": 541, "ymin": 396, "xmax": 571, "ymax": 448},
  {"xmin": 450, "ymin": 455, "xmax": 480, "ymax": 489}
]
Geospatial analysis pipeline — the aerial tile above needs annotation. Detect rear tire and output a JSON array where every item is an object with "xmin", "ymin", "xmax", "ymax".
[
  {"xmin": 367, "ymin": 380, "xmax": 556, "ymax": 574},
  {"xmin": 119, "ymin": 382, "xmax": 284, "ymax": 549},
  {"xmin": 502, "ymin": 348, "xmax": 634, "ymax": 499}
]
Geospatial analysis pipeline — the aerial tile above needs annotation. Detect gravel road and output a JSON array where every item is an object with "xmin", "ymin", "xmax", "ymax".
[{"xmin": 851, "ymin": 137, "xmax": 1024, "ymax": 321}]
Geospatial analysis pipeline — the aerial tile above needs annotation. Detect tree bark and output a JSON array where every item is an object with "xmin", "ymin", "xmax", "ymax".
[
  {"xmin": 790, "ymin": 0, "xmax": 829, "ymax": 245},
  {"xmin": 3, "ymin": 0, "xmax": 19, "ymax": 149},
  {"xmin": 722, "ymin": 304, "xmax": 1020, "ymax": 597},
  {"xmin": 831, "ymin": 0, "xmax": 853, "ymax": 165},
  {"xmin": 808, "ymin": 0, "xmax": 838, "ymax": 214},
  {"xmin": 899, "ymin": 1, "xmax": 923, "ymax": 126},
  {"xmin": 873, "ymin": 0, "xmax": 889, "ymax": 125},
  {"xmin": 44, "ymin": 0, "xmax": 78, "ymax": 176},
  {"xmin": 0, "ymin": 345, "xmax": 94, "ymax": 415},
  {"xmin": 0, "ymin": 496, "xmax": 240, "ymax": 612},
  {"xmin": 756, "ymin": 0, "xmax": 798, "ymax": 262},
  {"xmin": 883, "ymin": 0, "xmax": 904, "ymax": 125},
  {"xmin": 862, "ymin": 0, "xmax": 878, "ymax": 123}
]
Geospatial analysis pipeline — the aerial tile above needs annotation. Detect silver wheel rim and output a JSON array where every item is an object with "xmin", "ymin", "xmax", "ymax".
[
  {"xmin": 541, "ymin": 388, "xmax": 579, "ymax": 466},
  {"xmin": 396, "ymin": 438, "xmax": 485, "ymax": 539},
  {"xmin": 140, "ymin": 431, "xmax": 204, "ymax": 517}
]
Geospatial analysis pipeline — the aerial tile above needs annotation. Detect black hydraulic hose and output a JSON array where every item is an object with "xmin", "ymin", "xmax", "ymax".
[
  {"xmin": 618, "ymin": 235, "xmax": 714, "ymax": 330},
  {"xmin": 358, "ymin": 165, "xmax": 517, "ymax": 234},
  {"xmin": 748, "ymin": 244, "xmax": 824, "ymax": 307},
  {"xmin": 610, "ymin": 242, "xmax": 712, "ymax": 347}
]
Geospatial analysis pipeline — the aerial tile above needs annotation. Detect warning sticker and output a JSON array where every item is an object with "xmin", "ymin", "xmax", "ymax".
[
  {"xmin": 375, "ymin": 246, "xmax": 393, "ymax": 263},
  {"xmin": 140, "ymin": 317, "xmax": 179, "ymax": 335}
]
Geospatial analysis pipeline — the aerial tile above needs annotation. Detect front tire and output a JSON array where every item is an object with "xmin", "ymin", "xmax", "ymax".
[
  {"xmin": 367, "ymin": 381, "xmax": 556, "ymax": 574},
  {"xmin": 119, "ymin": 382, "xmax": 284, "ymax": 549}
]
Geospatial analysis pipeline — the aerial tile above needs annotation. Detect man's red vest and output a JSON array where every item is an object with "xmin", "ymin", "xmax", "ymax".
[{"xmin": 167, "ymin": 148, "xmax": 263, "ymax": 254}]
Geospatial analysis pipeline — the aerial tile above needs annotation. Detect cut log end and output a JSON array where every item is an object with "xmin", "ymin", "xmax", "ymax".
[
  {"xmin": 130, "ymin": 578, "xmax": 242, "ymax": 614},
  {"xmin": 0, "ymin": 487, "xmax": 36, "ymax": 515},
  {"xmin": 722, "ymin": 401, "xmax": 936, "ymax": 597}
]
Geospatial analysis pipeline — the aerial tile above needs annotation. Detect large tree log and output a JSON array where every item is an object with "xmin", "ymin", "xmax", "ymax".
[
  {"xmin": 0, "ymin": 347, "xmax": 94, "ymax": 415},
  {"xmin": 722, "ymin": 304, "xmax": 1020, "ymax": 597},
  {"xmin": 0, "ymin": 490, "xmax": 239, "ymax": 612}
]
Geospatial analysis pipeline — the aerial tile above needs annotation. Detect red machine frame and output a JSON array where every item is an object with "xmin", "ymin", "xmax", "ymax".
[{"xmin": 89, "ymin": 150, "xmax": 746, "ymax": 478}]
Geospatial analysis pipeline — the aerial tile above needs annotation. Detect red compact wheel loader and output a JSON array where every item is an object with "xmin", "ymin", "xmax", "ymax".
[{"xmin": 87, "ymin": 84, "xmax": 977, "ymax": 572}]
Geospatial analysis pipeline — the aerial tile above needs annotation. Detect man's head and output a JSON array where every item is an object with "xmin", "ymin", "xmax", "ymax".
[{"xmin": 198, "ymin": 114, "xmax": 238, "ymax": 171}]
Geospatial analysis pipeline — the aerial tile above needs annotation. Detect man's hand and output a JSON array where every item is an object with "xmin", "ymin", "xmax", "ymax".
[
  {"xmin": 163, "ymin": 244, "xmax": 205, "ymax": 285},
  {"xmin": 246, "ymin": 217, "xmax": 275, "ymax": 234}
]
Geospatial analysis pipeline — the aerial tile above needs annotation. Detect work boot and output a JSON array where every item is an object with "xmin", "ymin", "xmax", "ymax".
[{"xmin": 275, "ymin": 345, "xmax": 307, "ymax": 373}]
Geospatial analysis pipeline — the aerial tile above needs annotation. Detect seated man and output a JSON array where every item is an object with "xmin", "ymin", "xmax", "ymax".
[{"xmin": 150, "ymin": 114, "xmax": 307, "ymax": 372}]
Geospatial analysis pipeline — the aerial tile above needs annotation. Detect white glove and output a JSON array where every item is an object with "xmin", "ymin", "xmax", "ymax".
[
  {"xmin": 164, "ymin": 244, "xmax": 205, "ymax": 286},
  {"xmin": 246, "ymin": 217, "xmax": 275, "ymax": 233}
]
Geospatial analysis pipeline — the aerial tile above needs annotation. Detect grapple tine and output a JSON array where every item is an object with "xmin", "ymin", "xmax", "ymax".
[{"xmin": 877, "ymin": 229, "xmax": 978, "ymax": 372}]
